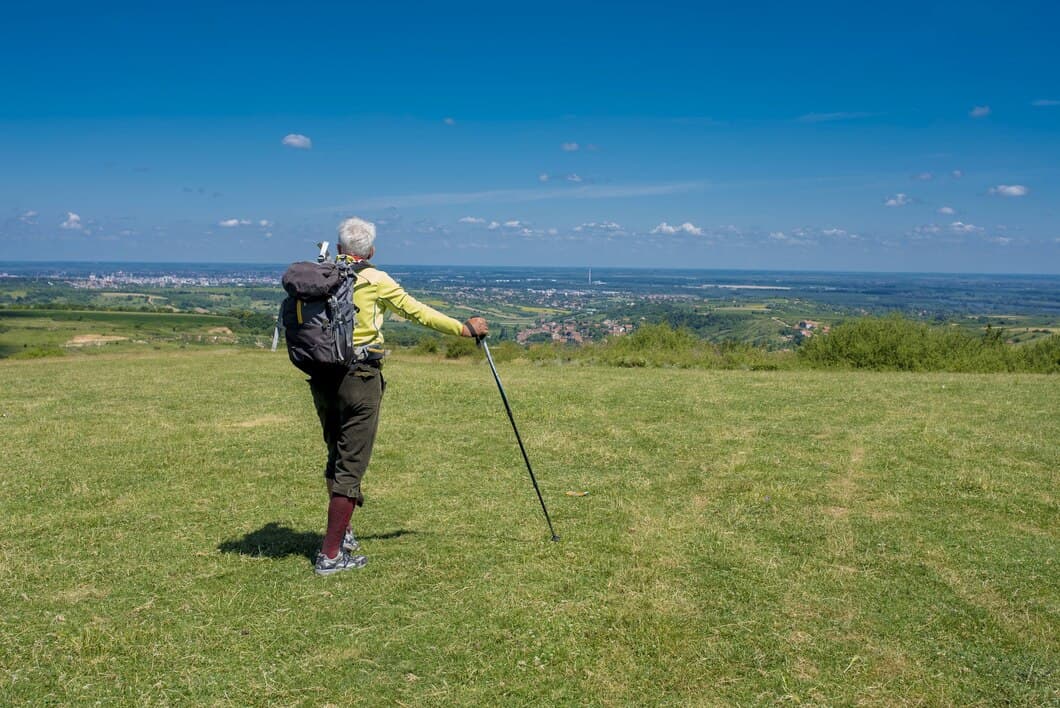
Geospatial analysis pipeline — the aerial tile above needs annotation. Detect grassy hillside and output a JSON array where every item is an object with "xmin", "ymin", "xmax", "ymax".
[{"xmin": 0, "ymin": 351, "xmax": 1057, "ymax": 705}]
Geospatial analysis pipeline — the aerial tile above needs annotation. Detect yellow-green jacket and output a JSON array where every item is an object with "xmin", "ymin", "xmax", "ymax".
[{"xmin": 347, "ymin": 260, "xmax": 463, "ymax": 346}]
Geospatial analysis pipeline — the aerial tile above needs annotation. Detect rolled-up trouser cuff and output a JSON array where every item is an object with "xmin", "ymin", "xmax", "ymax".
[{"xmin": 325, "ymin": 471, "xmax": 364, "ymax": 505}]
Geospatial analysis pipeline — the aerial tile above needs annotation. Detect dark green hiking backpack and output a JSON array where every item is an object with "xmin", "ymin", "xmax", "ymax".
[{"xmin": 272, "ymin": 259, "xmax": 372, "ymax": 376}]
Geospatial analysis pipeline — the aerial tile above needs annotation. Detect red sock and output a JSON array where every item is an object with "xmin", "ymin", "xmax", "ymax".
[{"xmin": 322, "ymin": 493, "xmax": 355, "ymax": 558}]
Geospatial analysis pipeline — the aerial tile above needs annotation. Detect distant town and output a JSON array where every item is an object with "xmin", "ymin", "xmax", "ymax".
[{"xmin": 1, "ymin": 262, "xmax": 1057, "ymax": 350}]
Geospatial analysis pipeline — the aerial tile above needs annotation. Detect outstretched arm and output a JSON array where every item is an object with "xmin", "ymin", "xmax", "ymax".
[{"xmin": 377, "ymin": 273, "xmax": 488, "ymax": 338}]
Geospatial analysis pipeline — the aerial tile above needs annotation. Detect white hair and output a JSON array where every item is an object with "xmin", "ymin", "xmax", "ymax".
[{"xmin": 337, "ymin": 217, "xmax": 376, "ymax": 257}]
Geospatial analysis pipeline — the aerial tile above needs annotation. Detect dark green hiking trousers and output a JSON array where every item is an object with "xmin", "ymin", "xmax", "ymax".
[{"xmin": 308, "ymin": 361, "xmax": 385, "ymax": 504}]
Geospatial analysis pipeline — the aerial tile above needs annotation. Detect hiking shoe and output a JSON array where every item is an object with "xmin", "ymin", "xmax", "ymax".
[
  {"xmin": 314, "ymin": 550, "xmax": 367, "ymax": 576},
  {"xmin": 342, "ymin": 529, "xmax": 360, "ymax": 553}
]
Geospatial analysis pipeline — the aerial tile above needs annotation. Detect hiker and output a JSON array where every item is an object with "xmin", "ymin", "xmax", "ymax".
[{"xmin": 310, "ymin": 216, "xmax": 488, "ymax": 575}]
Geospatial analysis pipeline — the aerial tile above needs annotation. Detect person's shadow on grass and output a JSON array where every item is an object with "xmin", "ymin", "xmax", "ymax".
[{"xmin": 217, "ymin": 522, "xmax": 416, "ymax": 560}]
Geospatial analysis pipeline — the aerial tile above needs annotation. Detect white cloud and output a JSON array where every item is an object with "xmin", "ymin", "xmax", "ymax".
[
  {"xmin": 19, "ymin": 210, "xmax": 38, "ymax": 224},
  {"xmin": 487, "ymin": 221, "xmax": 500, "ymax": 230},
  {"xmin": 884, "ymin": 193, "xmax": 912, "ymax": 207},
  {"xmin": 1031, "ymin": 99, "xmax": 1059, "ymax": 107},
  {"xmin": 219, "ymin": 218, "xmax": 252, "ymax": 227},
  {"xmin": 952, "ymin": 170, "xmax": 963, "ymax": 178},
  {"xmin": 970, "ymin": 105, "xmax": 991, "ymax": 118},
  {"xmin": 652, "ymin": 221, "xmax": 704, "ymax": 236},
  {"xmin": 989, "ymin": 184, "xmax": 1029, "ymax": 197},
  {"xmin": 458, "ymin": 216, "xmax": 486, "ymax": 224},
  {"xmin": 538, "ymin": 173, "xmax": 550, "ymax": 183},
  {"xmin": 561, "ymin": 142, "xmax": 579, "ymax": 151},
  {"xmin": 987, "ymin": 236, "xmax": 1013, "ymax": 245},
  {"xmin": 547, "ymin": 228, "xmax": 558, "ymax": 236},
  {"xmin": 502, "ymin": 220, "xmax": 523, "ymax": 228},
  {"xmin": 949, "ymin": 221, "xmax": 983, "ymax": 234},
  {"xmin": 821, "ymin": 228, "xmax": 848, "ymax": 237},
  {"xmin": 443, "ymin": 117, "xmax": 455, "ymax": 125},
  {"xmin": 258, "ymin": 219, "xmax": 273, "ymax": 227},
  {"xmin": 60, "ymin": 212, "xmax": 83, "ymax": 230},
  {"xmin": 281, "ymin": 133, "xmax": 312, "ymax": 149},
  {"xmin": 574, "ymin": 221, "xmax": 624, "ymax": 233},
  {"xmin": 566, "ymin": 173, "xmax": 583, "ymax": 183},
  {"xmin": 914, "ymin": 172, "xmax": 933, "ymax": 181},
  {"xmin": 938, "ymin": 206, "xmax": 956, "ymax": 215}
]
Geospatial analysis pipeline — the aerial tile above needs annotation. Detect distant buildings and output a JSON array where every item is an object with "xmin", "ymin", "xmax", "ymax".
[{"xmin": 515, "ymin": 318, "xmax": 634, "ymax": 344}]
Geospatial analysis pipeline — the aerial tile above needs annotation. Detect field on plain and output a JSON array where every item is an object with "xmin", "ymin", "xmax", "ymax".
[{"xmin": 0, "ymin": 350, "xmax": 1057, "ymax": 705}]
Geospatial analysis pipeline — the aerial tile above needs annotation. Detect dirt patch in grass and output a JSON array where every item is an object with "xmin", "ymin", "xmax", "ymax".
[
  {"xmin": 207, "ymin": 327, "xmax": 234, "ymax": 335},
  {"xmin": 224, "ymin": 414, "xmax": 291, "ymax": 428},
  {"xmin": 64, "ymin": 334, "xmax": 128, "ymax": 347}
]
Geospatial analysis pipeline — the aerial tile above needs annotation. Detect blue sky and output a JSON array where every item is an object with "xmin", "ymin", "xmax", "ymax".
[{"xmin": 1, "ymin": 1, "xmax": 1058, "ymax": 272}]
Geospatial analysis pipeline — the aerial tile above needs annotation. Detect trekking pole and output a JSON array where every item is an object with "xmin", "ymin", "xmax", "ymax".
[{"xmin": 479, "ymin": 338, "xmax": 560, "ymax": 542}]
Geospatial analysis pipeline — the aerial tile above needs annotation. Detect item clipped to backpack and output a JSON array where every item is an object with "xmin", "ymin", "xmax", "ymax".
[{"xmin": 272, "ymin": 243, "xmax": 373, "ymax": 376}]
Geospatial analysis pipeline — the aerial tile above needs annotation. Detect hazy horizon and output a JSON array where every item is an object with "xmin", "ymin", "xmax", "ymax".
[{"xmin": 4, "ymin": 259, "xmax": 1059, "ymax": 280}]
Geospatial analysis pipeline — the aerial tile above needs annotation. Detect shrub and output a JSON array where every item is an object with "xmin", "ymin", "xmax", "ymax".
[
  {"xmin": 11, "ymin": 345, "xmax": 65, "ymax": 360},
  {"xmin": 486, "ymin": 340, "xmax": 524, "ymax": 363},
  {"xmin": 413, "ymin": 335, "xmax": 440, "ymax": 355},
  {"xmin": 444, "ymin": 336, "xmax": 478, "ymax": 359},
  {"xmin": 797, "ymin": 315, "xmax": 1055, "ymax": 373},
  {"xmin": 1014, "ymin": 335, "xmax": 1060, "ymax": 373}
]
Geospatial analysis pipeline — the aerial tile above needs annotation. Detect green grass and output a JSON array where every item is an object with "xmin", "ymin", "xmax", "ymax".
[
  {"xmin": 0, "ymin": 309, "xmax": 263, "ymax": 359},
  {"xmin": 0, "ymin": 351, "xmax": 1057, "ymax": 705}
]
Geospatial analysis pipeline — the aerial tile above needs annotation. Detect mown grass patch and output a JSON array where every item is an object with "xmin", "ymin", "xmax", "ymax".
[{"xmin": 0, "ymin": 350, "xmax": 1056, "ymax": 704}]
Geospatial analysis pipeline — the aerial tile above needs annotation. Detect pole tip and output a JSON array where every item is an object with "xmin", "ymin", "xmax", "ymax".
[{"xmin": 551, "ymin": 535, "xmax": 561, "ymax": 542}]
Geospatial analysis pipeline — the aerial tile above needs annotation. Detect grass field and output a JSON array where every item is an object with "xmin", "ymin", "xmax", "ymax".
[
  {"xmin": 0, "ymin": 310, "xmax": 257, "ymax": 359},
  {"xmin": 1, "ymin": 351, "xmax": 1057, "ymax": 704}
]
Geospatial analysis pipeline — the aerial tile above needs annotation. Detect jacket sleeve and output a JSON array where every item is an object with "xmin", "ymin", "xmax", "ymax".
[{"xmin": 376, "ymin": 271, "xmax": 465, "ymax": 336}]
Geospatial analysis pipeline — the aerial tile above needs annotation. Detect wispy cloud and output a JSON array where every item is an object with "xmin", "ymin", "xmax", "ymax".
[
  {"xmin": 820, "ymin": 228, "xmax": 858, "ymax": 239},
  {"xmin": 60, "ymin": 212, "xmax": 83, "ymax": 230},
  {"xmin": 938, "ymin": 206, "xmax": 956, "ymax": 215},
  {"xmin": 561, "ymin": 142, "xmax": 579, "ymax": 151},
  {"xmin": 574, "ymin": 221, "xmax": 624, "ymax": 234},
  {"xmin": 19, "ymin": 210, "xmax": 38, "ymax": 224},
  {"xmin": 458, "ymin": 216, "xmax": 486, "ymax": 224},
  {"xmin": 651, "ymin": 221, "xmax": 704, "ymax": 236},
  {"xmin": 767, "ymin": 230, "xmax": 816, "ymax": 246},
  {"xmin": 951, "ymin": 170, "xmax": 963, "ymax": 179},
  {"xmin": 914, "ymin": 172, "xmax": 933, "ymax": 181},
  {"xmin": 797, "ymin": 111, "xmax": 875, "ymax": 123},
  {"xmin": 330, "ymin": 181, "xmax": 705, "ymax": 210},
  {"xmin": 989, "ymin": 184, "xmax": 1029, "ymax": 197},
  {"xmin": 219, "ymin": 218, "xmax": 252, "ymax": 227},
  {"xmin": 949, "ymin": 221, "xmax": 983, "ymax": 234},
  {"xmin": 1031, "ymin": 99, "xmax": 1059, "ymax": 107},
  {"xmin": 443, "ymin": 117, "xmax": 456, "ymax": 125},
  {"xmin": 884, "ymin": 193, "xmax": 912, "ymax": 207},
  {"xmin": 281, "ymin": 133, "xmax": 312, "ymax": 150},
  {"xmin": 969, "ymin": 105, "xmax": 991, "ymax": 118},
  {"xmin": 566, "ymin": 173, "xmax": 583, "ymax": 183},
  {"xmin": 538, "ymin": 173, "xmax": 550, "ymax": 183}
]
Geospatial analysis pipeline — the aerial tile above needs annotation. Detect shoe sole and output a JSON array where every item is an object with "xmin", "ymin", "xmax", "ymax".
[{"xmin": 314, "ymin": 556, "xmax": 368, "ymax": 576}]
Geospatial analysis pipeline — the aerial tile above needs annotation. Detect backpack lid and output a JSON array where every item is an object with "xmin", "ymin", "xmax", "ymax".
[{"xmin": 281, "ymin": 261, "xmax": 341, "ymax": 299}]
